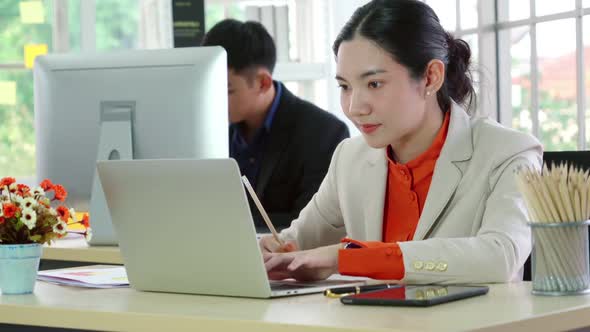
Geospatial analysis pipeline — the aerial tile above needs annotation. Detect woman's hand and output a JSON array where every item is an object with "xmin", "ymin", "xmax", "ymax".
[
  {"xmin": 259, "ymin": 235, "xmax": 298, "ymax": 253},
  {"xmin": 263, "ymin": 244, "xmax": 340, "ymax": 281}
]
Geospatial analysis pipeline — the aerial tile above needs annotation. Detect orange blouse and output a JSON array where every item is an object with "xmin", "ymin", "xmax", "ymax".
[{"xmin": 338, "ymin": 111, "xmax": 451, "ymax": 279}]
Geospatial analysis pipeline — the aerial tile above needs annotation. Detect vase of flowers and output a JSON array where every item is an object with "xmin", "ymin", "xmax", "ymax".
[{"xmin": 0, "ymin": 177, "xmax": 91, "ymax": 294}]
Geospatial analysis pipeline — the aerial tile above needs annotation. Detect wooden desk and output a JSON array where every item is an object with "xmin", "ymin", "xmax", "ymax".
[
  {"xmin": 41, "ymin": 237, "xmax": 122, "ymax": 269},
  {"xmin": 1, "ymin": 282, "xmax": 590, "ymax": 331}
]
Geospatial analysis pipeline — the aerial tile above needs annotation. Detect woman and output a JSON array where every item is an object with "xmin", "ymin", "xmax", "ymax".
[{"xmin": 260, "ymin": 0, "xmax": 542, "ymax": 284}]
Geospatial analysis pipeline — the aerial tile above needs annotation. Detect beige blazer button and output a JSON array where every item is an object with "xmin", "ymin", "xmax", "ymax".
[
  {"xmin": 413, "ymin": 261, "xmax": 424, "ymax": 270},
  {"xmin": 424, "ymin": 261, "xmax": 436, "ymax": 271},
  {"xmin": 436, "ymin": 262, "xmax": 448, "ymax": 272},
  {"xmin": 425, "ymin": 288, "xmax": 436, "ymax": 298}
]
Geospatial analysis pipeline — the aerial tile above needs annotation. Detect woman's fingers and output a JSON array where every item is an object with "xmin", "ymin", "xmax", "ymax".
[
  {"xmin": 264, "ymin": 252, "xmax": 295, "ymax": 272},
  {"xmin": 268, "ymin": 271, "xmax": 292, "ymax": 280},
  {"xmin": 259, "ymin": 236, "xmax": 281, "ymax": 253},
  {"xmin": 264, "ymin": 248, "xmax": 334, "ymax": 282},
  {"xmin": 281, "ymin": 241, "xmax": 298, "ymax": 252},
  {"xmin": 287, "ymin": 255, "xmax": 306, "ymax": 271},
  {"xmin": 260, "ymin": 237, "xmax": 298, "ymax": 253}
]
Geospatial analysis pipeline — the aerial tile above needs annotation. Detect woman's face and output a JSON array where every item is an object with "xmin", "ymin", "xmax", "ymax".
[{"xmin": 336, "ymin": 37, "xmax": 428, "ymax": 149}]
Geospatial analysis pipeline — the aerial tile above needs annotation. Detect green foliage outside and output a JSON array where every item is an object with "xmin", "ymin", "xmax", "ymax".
[
  {"xmin": 0, "ymin": 0, "xmax": 53, "ymax": 177},
  {"xmin": 96, "ymin": 0, "xmax": 138, "ymax": 50},
  {"xmin": 538, "ymin": 91, "xmax": 578, "ymax": 151},
  {"xmin": 1, "ymin": 1, "xmax": 586, "ymax": 178},
  {"xmin": 0, "ymin": 0, "xmax": 243, "ymax": 178},
  {"xmin": 0, "ymin": 0, "xmax": 137, "ymax": 177},
  {"xmin": 512, "ymin": 77, "xmax": 582, "ymax": 152},
  {"xmin": 0, "ymin": 70, "xmax": 36, "ymax": 177}
]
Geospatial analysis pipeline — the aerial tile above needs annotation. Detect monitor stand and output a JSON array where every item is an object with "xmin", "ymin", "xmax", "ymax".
[{"xmin": 88, "ymin": 101, "xmax": 134, "ymax": 246}]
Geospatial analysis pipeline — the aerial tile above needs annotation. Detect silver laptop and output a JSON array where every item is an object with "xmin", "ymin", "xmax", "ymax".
[{"xmin": 96, "ymin": 158, "xmax": 366, "ymax": 298}]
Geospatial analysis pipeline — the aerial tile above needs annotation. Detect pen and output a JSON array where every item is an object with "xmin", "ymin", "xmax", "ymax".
[{"xmin": 324, "ymin": 283, "xmax": 400, "ymax": 298}]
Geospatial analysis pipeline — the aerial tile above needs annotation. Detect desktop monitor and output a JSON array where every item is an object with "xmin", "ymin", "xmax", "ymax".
[{"xmin": 33, "ymin": 46, "xmax": 228, "ymax": 245}]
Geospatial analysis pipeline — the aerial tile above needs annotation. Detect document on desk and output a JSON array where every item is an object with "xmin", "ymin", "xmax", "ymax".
[{"xmin": 37, "ymin": 266, "xmax": 129, "ymax": 288}]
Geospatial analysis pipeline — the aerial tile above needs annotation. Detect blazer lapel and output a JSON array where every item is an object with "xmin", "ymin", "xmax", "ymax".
[
  {"xmin": 256, "ymin": 125, "xmax": 291, "ymax": 198},
  {"xmin": 413, "ymin": 104, "xmax": 474, "ymax": 240},
  {"xmin": 255, "ymin": 88, "xmax": 293, "ymax": 197},
  {"xmin": 363, "ymin": 148, "xmax": 388, "ymax": 241}
]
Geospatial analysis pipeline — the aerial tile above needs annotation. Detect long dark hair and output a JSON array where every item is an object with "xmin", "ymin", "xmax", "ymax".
[{"xmin": 333, "ymin": 0, "xmax": 475, "ymax": 113}]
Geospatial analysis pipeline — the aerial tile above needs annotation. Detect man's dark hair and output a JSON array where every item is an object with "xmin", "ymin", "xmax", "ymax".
[{"xmin": 202, "ymin": 19, "xmax": 277, "ymax": 74}]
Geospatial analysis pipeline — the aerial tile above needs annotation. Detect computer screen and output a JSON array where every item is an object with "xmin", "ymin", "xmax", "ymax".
[{"xmin": 33, "ymin": 47, "xmax": 228, "ymax": 242}]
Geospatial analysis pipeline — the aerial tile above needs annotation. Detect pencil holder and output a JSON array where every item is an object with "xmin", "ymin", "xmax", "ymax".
[{"xmin": 529, "ymin": 220, "xmax": 590, "ymax": 295}]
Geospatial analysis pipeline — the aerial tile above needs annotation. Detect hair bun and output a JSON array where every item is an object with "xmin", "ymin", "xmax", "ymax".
[{"xmin": 444, "ymin": 32, "xmax": 473, "ymax": 109}]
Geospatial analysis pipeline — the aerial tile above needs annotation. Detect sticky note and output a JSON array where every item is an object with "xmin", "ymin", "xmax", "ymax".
[
  {"xmin": 24, "ymin": 43, "xmax": 48, "ymax": 69},
  {"xmin": 19, "ymin": 1, "xmax": 45, "ymax": 24},
  {"xmin": 0, "ymin": 81, "xmax": 17, "ymax": 106},
  {"xmin": 67, "ymin": 211, "xmax": 88, "ymax": 231}
]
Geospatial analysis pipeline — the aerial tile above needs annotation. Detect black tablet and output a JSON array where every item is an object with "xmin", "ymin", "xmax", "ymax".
[{"xmin": 340, "ymin": 285, "xmax": 489, "ymax": 307}]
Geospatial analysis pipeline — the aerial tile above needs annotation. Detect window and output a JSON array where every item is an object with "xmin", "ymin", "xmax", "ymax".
[
  {"xmin": 499, "ymin": 27, "xmax": 532, "ymax": 135},
  {"xmin": 424, "ymin": 0, "xmax": 590, "ymax": 151},
  {"xmin": 0, "ymin": 0, "xmax": 164, "ymax": 178},
  {"xmin": 96, "ymin": 0, "xmax": 140, "ymax": 51},
  {"xmin": 498, "ymin": 0, "xmax": 589, "ymax": 150},
  {"xmin": 537, "ymin": 19, "xmax": 577, "ymax": 151},
  {"xmin": 0, "ymin": 0, "xmax": 53, "ymax": 177},
  {"xmin": 585, "ymin": 16, "xmax": 590, "ymax": 148},
  {"xmin": 0, "ymin": 0, "xmax": 148, "ymax": 177},
  {"xmin": 7, "ymin": 0, "xmax": 588, "ymax": 180},
  {"xmin": 423, "ymin": 0, "xmax": 496, "ymax": 118},
  {"xmin": 1, "ymin": 0, "xmax": 333, "ymax": 178},
  {"xmin": 204, "ymin": 0, "xmax": 331, "ymax": 110},
  {"xmin": 425, "ymin": 0, "xmax": 457, "ymax": 31}
]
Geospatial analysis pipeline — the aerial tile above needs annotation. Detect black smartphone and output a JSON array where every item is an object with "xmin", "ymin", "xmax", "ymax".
[{"xmin": 340, "ymin": 285, "xmax": 489, "ymax": 307}]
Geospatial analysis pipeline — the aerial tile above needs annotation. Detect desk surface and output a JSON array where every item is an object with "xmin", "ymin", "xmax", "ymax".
[
  {"xmin": 2, "ymin": 281, "xmax": 590, "ymax": 332},
  {"xmin": 42, "ymin": 237, "xmax": 122, "ymax": 264}
]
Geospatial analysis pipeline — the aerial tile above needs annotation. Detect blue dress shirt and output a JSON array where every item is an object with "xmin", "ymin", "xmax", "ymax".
[{"xmin": 230, "ymin": 82, "xmax": 283, "ymax": 187}]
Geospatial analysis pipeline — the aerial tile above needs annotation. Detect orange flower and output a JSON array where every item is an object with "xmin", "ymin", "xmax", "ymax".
[
  {"xmin": 0, "ymin": 177, "xmax": 16, "ymax": 187},
  {"xmin": 81, "ymin": 214, "xmax": 90, "ymax": 228},
  {"xmin": 56, "ymin": 206, "xmax": 70, "ymax": 221},
  {"xmin": 3, "ymin": 203, "xmax": 18, "ymax": 218},
  {"xmin": 53, "ymin": 184, "xmax": 67, "ymax": 202},
  {"xmin": 40, "ymin": 179, "xmax": 54, "ymax": 191},
  {"xmin": 16, "ymin": 184, "xmax": 30, "ymax": 196}
]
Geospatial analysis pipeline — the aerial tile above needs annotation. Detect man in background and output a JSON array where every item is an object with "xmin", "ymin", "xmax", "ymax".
[{"xmin": 202, "ymin": 19, "xmax": 349, "ymax": 230}]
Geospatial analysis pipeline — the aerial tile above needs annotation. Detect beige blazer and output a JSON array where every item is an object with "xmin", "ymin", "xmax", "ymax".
[{"xmin": 280, "ymin": 103, "xmax": 543, "ymax": 284}]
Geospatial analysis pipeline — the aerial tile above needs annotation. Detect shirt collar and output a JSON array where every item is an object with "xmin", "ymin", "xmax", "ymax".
[
  {"xmin": 387, "ymin": 110, "xmax": 451, "ymax": 176},
  {"xmin": 230, "ymin": 81, "xmax": 283, "ymax": 145},
  {"xmin": 263, "ymin": 81, "xmax": 282, "ymax": 132}
]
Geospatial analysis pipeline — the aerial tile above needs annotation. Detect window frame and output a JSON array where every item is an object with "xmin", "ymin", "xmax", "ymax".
[
  {"xmin": 496, "ymin": 0, "xmax": 588, "ymax": 150},
  {"xmin": 3, "ymin": 0, "xmax": 590, "ymax": 180}
]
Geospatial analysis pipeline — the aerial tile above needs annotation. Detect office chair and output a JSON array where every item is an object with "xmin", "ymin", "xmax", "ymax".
[{"xmin": 522, "ymin": 150, "xmax": 590, "ymax": 281}]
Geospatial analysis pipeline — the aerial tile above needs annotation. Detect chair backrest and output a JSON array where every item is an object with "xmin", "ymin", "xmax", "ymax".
[
  {"xmin": 523, "ymin": 150, "xmax": 590, "ymax": 281},
  {"xmin": 543, "ymin": 151, "xmax": 590, "ymax": 171}
]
